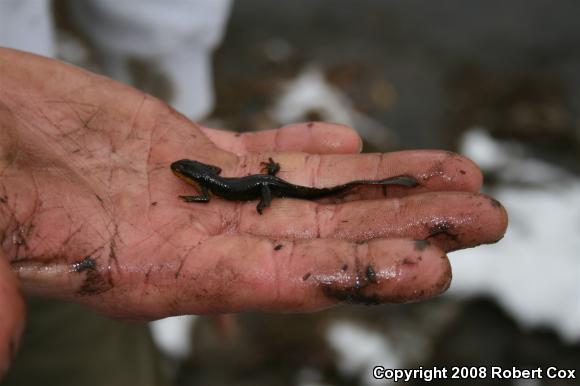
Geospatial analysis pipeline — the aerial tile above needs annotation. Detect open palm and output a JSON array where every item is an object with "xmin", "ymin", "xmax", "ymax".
[{"xmin": 0, "ymin": 48, "xmax": 507, "ymax": 323}]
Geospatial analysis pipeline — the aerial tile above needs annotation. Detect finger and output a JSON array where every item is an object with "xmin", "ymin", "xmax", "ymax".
[
  {"xmin": 235, "ymin": 192, "xmax": 508, "ymax": 252},
  {"xmin": 234, "ymin": 150, "xmax": 483, "ymax": 200},
  {"xmin": 201, "ymin": 122, "xmax": 363, "ymax": 155},
  {"xmin": 0, "ymin": 253, "xmax": 26, "ymax": 380},
  {"xmin": 57, "ymin": 236, "xmax": 451, "ymax": 316}
]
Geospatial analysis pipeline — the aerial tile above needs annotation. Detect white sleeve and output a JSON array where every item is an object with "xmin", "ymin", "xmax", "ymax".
[
  {"xmin": 69, "ymin": 0, "xmax": 232, "ymax": 120},
  {"xmin": 0, "ymin": 0, "xmax": 55, "ymax": 57}
]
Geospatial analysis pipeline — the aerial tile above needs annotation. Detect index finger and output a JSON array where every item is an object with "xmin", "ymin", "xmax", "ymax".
[{"xmin": 201, "ymin": 122, "xmax": 363, "ymax": 155}]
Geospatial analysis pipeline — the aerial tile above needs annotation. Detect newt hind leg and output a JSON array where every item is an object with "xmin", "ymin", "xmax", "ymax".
[
  {"xmin": 256, "ymin": 185, "xmax": 272, "ymax": 214},
  {"xmin": 260, "ymin": 157, "xmax": 280, "ymax": 176}
]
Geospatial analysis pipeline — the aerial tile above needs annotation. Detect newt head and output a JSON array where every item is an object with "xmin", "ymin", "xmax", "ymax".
[
  {"xmin": 171, "ymin": 159, "xmax": 222, "ymax": 186},
  {"xmin": 171, "ymin": 159, "xmax": 222, "ymax": 178}
]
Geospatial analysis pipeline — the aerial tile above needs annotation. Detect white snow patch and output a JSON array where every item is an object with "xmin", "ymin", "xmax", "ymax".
[
  {"xmin": 461, "ymin": 128, "xmax": 513, "ymax": 171},
  {"xmin": 460, "ymin": 128, "xmax": 573, "ymax": 185},
  {"xmin": 451, "ymin": 128, "xmax": 580, "ymax": 342},
  {"xmin": 149, "ymin": 315, "xmax": 197, "ymax": 359},
  {"xmin": 271, "ymin": 65, "xmax": 395, "ymax": 147},
  {"xmin": 326, "ymin": 320, "xmax": 400, "ymax": 385}
]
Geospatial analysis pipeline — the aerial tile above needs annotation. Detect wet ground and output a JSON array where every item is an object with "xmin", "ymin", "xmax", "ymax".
[
  {"xmin": 212, "ymin": 0, "xmax": 580, "ymax": 157},
  {"xmin": 178, "ymin": 298, "xmax": 580, "ymax": 386}
]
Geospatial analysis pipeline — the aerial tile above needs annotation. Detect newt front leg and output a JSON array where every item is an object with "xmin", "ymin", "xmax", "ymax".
[
  {"xmin": 260, "ymin": 157, "xmax": 280, "ymax": 176},
  {"xmin": 179, "ymin": 185, "xmax": 210, "ymax": 203}
]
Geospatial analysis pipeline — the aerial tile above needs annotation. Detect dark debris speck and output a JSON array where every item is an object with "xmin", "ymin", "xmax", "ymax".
[{"xmin": 72, "ymin": 256, "xmax": 97, "ymax": 272}]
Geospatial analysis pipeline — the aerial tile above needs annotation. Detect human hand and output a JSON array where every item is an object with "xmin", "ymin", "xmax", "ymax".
[{"xmin": 0, "ymin": 48, "xmax": 506, "ymax": 321}]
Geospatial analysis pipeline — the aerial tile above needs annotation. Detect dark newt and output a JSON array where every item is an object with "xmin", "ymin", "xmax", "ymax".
[{"xmin": 171, "ymin": 158, "xmax": 418, "ymax": 214}]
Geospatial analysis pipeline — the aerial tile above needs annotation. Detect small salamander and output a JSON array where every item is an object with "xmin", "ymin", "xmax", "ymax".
[{"xmin": 171, "ymin": 158, "xmax": 418, "ymax": 214}]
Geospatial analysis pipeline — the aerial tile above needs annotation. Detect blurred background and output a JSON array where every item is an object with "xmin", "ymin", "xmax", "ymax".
[{"xmin": 1, "ymin": 0, "xmax": 579, "ymax": 385}]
